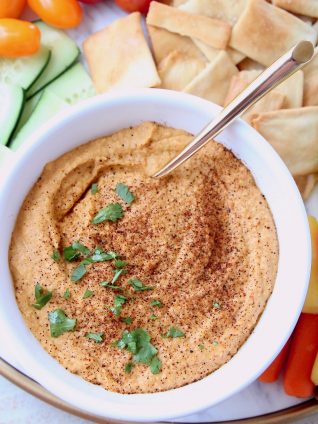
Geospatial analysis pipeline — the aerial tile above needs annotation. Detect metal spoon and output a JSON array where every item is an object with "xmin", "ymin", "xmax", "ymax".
[{"xmin": 154, "ymin": 41, "xmax": 314, "ymax": 178}]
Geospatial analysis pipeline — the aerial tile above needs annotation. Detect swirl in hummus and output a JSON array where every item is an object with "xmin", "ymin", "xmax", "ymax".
[{"xmin": 10, "ymin": 122, "xmax": 278, "ymax": 394}]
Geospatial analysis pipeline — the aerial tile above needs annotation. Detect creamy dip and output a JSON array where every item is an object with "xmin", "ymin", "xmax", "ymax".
[{"xmin": 10, "ymin": 122, "xmax": 278, "ymax": 394}]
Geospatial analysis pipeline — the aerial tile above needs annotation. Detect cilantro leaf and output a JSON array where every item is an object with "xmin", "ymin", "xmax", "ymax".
[
  {"xmin": 91, "ymin": 183, "xmax": 98, "ymax": 195},
  {"xmin": 125, "ymin": 362, "xmax": 134, "ymax": 373},
  {"xmin": 150, "ymin": 299, "xmax": 162, "ymax": 308},
  {"xmin": 90, "ymin": 248, "xmax": 119, "ymax": 262},
  {"xmin": 128, "ymin": 278, "xmax": 153, "ymax": 292},
  {"xmin": 86, "ymin": 332, "xmax": 104, "ymax": 343},
  {"xmin": 71, "ymin": 242, "xmax": 91, "ymax": 256},
  {"xmin": 115, "ymin": 183, "xmax": 135, "ymax": 204},
  {"xmin": 165, "ymin": 326, "xmax": 185, "ymax": 338},
  {"xmin": 149, "ymin": 314, "xmax": 158, "ymax": 320},
  {"xmin": 198, "ymin": 344, "xmax": 205, "ymax": 350},
  {"xmin": 121, "ymin": 317, "xmax": 133, "ymax": 324},
  {"xmin": 71, "ymin": 263, "xmax": 87, "ymax": 282},
  {"xmin": 83, "ymin": 289, "xmax": 94, "ymax": 299},
  {"xmin": 63, "ymin": 246, "xmax": 81, "ymax": 262},
  {"xmin": 112, "ymin": 268, "xmax": 127, "ymax": 285},
  {"xmin": 32, "ymin": 283, "xmax": 52, "ymax": 310},
  {"xmin": 114, "ymin": 260, "xmax": 127, "ymax": 269},
  {"xmin": 150, "ymin": 356, "xmax": 162, "ymax": 374},
  {"xmin": 110, "ymin": 295, "xmax": 127, "ymax": 316},
  {"xmin": 51, "ymin": 249, "xmax": 61, "ymax": 263},
  {"xmin": 91, "ymin": 203, "xmax": 123, "ymax": 224},
  {"xmin": 63, "ymin": 288, "xmax": 70, "ymax": 300},
  {"xmin": 48, "ymin": 309, "xmax": 76, "ymax": 337},
  {"xmin": 213, "ymin": 302, "xmax": 221, "ymax": 309},
  {"xmin": 100, "ymin": 281, "xmax": 123, "ymax": 291}
]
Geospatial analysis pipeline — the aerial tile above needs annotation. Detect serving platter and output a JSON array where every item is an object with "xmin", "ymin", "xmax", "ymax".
[{"xmin": 0, "ymin": 2, "xmax": 318, "ymax": 423}]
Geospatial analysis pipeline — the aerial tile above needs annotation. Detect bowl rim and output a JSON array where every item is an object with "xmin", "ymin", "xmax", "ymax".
[{"xmin": 0, "ymin": 89, "xmax": 311, "ymax": 421}]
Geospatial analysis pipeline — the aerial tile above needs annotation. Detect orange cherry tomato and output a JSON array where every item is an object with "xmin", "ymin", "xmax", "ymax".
[
  {"xmin": 28, "ymin": 0, "xmax": 83, "ymax": 29},
  {"xmin": 0, "ymin": 0, "xmax": 27, "ymax": 18},
  {"xmin": 0, "ymin": 19, "xmax": 41, "ymax": 57},
  {"xmin": 115, "ymin": 0, "xmax": 152, "ymax": 14}
]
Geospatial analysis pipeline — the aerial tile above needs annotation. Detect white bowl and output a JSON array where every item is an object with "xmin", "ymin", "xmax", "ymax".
[{"xmin": 0, "ymin": 89, "xmax": 311, "ymax": 422}]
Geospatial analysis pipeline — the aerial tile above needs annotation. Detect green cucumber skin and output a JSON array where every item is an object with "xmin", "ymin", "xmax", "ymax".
[
  {"xmin": 26, "ymin": 50, "xmax": 80, "ymax": 100},
  {"xmin": 6, "ymin": 90, "xmax": 26, "ymax": 146}
]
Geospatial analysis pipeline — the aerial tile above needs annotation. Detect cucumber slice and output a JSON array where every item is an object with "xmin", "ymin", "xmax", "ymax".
[
  {"xmin": 0, "ymin": 83, "xmax": 24, "ymax": 146},
  {"xmin": 10, "ymin": 91, "xmax": 68, "ymax": 151},
  {"xmin": 0, "ymin": 46, "xmax": 51, "ymax": 90},
  {"xmin": 11, "ymin": 92, "xmax": 42, "ymax": 140},
  {"xmin": 0, "ymin": 145, "xmax": 12, "ymax": 167},
  {"xmin": 43, "ymin": 63, "xmax": 96, "ymax": 104},
  {"xmin": 27, "ymin": 22, "xmax": 80, "ymax": 98}
]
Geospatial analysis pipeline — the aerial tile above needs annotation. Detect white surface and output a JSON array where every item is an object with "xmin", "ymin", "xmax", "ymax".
[
  {"xmin": 0, "ymin": 2, "xmax": 317, "ymax": 423},
  {"xmin": 0, "ymin": 90, "xmax": 311, "ymax": 422}
]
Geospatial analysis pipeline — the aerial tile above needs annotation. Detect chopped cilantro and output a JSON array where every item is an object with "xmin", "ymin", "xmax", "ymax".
[
  {"xmin": 63, "ymin": 288, "xmax": 70, "ymax": 300},
  {"xmin": 85, "ymin": 332, "xmax": 104, "ymax": 343},
  {"xmin": 90, "ymin": 249, "xmax": 119, "ymax": 262},
  {"xmin": 48, "ymin": 309, "xmax": 76, "ymax": 337},
  {"xmin": 91, "ymin": 183, "xmax": 98, "ymax": 195},
  {"xmin": 150, "ymin": 356, "xmax": 162, "ymax": 374},
  {"xmin": 213, "ymin": 302, "xmax": 221, "ymax": 309},
  {"xmin": 83, "ymin": 289, "xmax": 94, "ymax": 299},
  {"xmin": 150, "ymin": 299, "xmax": 162, "ymax": 308},
  {"xmin": 150, "ymin": 314, "xmax": 158, "ymax": 320},
  {"xmin": 91, "ymin": 203, "xmax": 123, "ymax": 224},
  {"xmin": 114, "ymin": 260, "xmax": 127, "ymax": 269},
  {"xmin": 198, "ymin": 344, "xmax": 205, "ymax": 350},
  {"xmin": 71, "ymin": 242, "xmax": 91, "ymax": 256},
  {"xmin": 115, "ymin": 328, "xmax": 160, "ymax": 374},
  {"xmin": 112, "ymin": 268, "xmax": 127, "ymax": 285},
  {"xmin": 128, "ymin": 278, "xmax": 153, "ymax": 292},
  {"xmin": 100, "ymin": 281, "xmax": 123, "ymax": 291},
  {"xmin": 213, "ymin": 341, "xmax": 219, "ymax": 346},
  {"xmin": 51, "ymin": 249, "xmax": 60, "ymax": 263},
  {"xmin": 32, "ymin": 283, "xmax": 52, "ymax": 310},
  {"xmin": 63, "ymin": 245, "xmax": 81, "ymax": 262},
  {"xmin": 115, "ymin": 183, "xmax": 135, "ymax": 204},
  {"xmin": 165, "ymin": 326, "xmax": 185, "ymax": 338},
  {"xmin": 125, "ymin": 362, "xmax": 134, "ymax": 373},
  {"xmin": 110, "ymin": 295, "xmax": 127, "ymax": 316},
  {"xmin": 71, "ymin": 263, "xmax": 87, "ymax": 282},
  {"xmin": 122, "ymin": 317, "xmax": 133, "ymax": 324}
]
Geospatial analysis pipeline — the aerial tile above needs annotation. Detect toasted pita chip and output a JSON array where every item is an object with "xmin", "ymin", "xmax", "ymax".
[
  {"xmin": 303, "ymin": 49, "xmax": 318, "ymax": 106},
  {"xmin": 183, "ymin": 51, "xmax": 239, "ymax": 105},
  {"xmin": 272, "ymin": 0, "xmax": 318, "ymax": 18},
  {"xmin": 243, "ymin": 92, "xmax": 285, "ymax": 124},
  {"xmin": 294, "ymin": 173, "xmax": 318, "ymax": 200},
  {"xmin": 230, "ymin": 0, "xmax": 317, "ymax": 66},
  {"xmin": 224, "ymin": 70, "xmax": 261, "ymax": 105},
  {"xmin": 158, "ymin": 49, "xmax": 207, "ymax": 90},
  {"xmin": 238, "ymin": 57, "xmax": 265, "ymax": 71},
  {"xmin": 147, "ymin": 25, "xmax": 204, "ymax": 64},
  {"xmin": 179, "ymin": 0, "xmax": 248, "ymax": 24},
  {"xmin": 273, "ymin": 71, "xmax": 304, "ymax": 109},
  {"xmin": 252, "ymin": 107, "xmax": 318, "ymax": 175},
  {"xmin": 192, "ymin": 39, "xmax": 245, "ymax": 64},
  {"xmin": 147, "ymin": 1, "xmax": 231, "ymax": 49},
  {"xmin": 171, "ymin": 0, "xmax": 187, "ymax": 5},
  {"xmin": 83, "ymin": 13, "xmax": 160, "ymax": 93}
]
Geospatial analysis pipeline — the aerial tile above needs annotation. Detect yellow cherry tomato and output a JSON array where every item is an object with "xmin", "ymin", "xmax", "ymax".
[
  {"xmin": 0, "ymin": 19, "xmax": 41, "ymax": 57},
  {"xmin": 0, "ymin": 0, "xmax": 27, "ymax": 18},
  {"xmin": 28, "ymin": 0, "xmax": 83, "ymax": 29}
]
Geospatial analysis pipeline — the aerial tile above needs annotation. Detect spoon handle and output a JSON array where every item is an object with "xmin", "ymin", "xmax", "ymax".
[{"xmin": 154, "ymin": 41, "xmax": 314, "ymax": 178}]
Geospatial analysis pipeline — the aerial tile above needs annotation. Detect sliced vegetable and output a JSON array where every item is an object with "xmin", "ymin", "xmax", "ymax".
[
  {"xmin": 0, "ymin": 19, "xmax": 41, "ymax": 57},
  {"xmin": 10, "ymin": 90, "xmax": 68, "ymax": 151},
  {"xmin": 28, "ymin": 0, "xmax": 83, "ymax": 29},
  {"xmin": 27, "ymin": 21, "xmax": 80, "ymax": 98},
  {"xmin": 0, "ymin": 83, "xmax": 24, "ymax": 145},
  {"xmin": 259, "ymin": 339, "xmax": 291, "ymax": 383},
  {"xmin": 311, "ymin": 353, "xmax": 318, "ymax": 385},
  {"xmin": 115, "ymin": 0, "xmax": 151, "ymax": 14},
  {"xmin": 0, "ymin": 46, "xmax": 50, "ymax": 90},
  {"xmin": 303, "ymin": 216, "xmax": 318, "ymax": 314},
  {"xmin": 11, "ymin": 92, "xmax": 42, "ymax": 139},
  {"xmin": 284, "ymin": 313, "xmax": 318, "ymax": 397},
  {"xmin": 0, "ymin": 0, "xmax": 26, "ymax": 18}
]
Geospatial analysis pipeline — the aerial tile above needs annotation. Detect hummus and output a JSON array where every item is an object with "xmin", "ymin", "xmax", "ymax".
[{"xmin": 10, "ymin": 122, "xmax": 278, "ymax": 394}]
